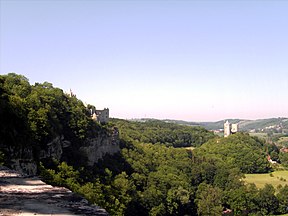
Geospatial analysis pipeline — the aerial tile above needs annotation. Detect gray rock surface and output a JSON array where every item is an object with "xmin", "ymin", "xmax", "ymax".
[
  {"xmin": 0, "ymin": 166, "xmax": 108, "ymax": 216},
  {"xmin": 5, "ymin": 127, "xmax": 120, "ymax": 176},
  {"xmin": 80, "ymin": 128, "xmax": 120, "ymax": 166}
]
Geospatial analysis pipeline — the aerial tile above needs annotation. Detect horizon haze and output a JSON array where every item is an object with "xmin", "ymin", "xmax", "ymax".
[{"xmin": 1, "ymin": 0, "xmax": 288, "ymax": 121}]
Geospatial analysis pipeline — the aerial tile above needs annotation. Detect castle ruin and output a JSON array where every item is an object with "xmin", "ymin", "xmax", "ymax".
[
  {"xmin": 224, "ymin": 120, "xmax": 238, "ymax": 137},
  {"xmin": 91, "ymin": 108, "xmax": 109, "ymax": 124}
]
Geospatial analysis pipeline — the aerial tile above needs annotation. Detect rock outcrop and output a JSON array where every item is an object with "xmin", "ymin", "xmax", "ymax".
[
  {"xmin": 5, "ymin": 146, "xmax": 37, "ymax": 176},
  {"xmin": 3, "ymin": 127, "xmax": 120, "ymax": 176},
  {"xmin": 39, "ymin": 136, "xmax": 68, "ymax": 161},
  {"xmin": 80, "ymin": 127, "xmax": 120, "ymax": 166},
  {"xmin": 0, "ymin": 166, "xmax": 108, "ymax": 215}
]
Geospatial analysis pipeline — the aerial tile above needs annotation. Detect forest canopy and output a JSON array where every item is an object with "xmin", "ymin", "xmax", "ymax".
[
  {"xmin": 110, "ymin": 118, "xmax": 215, "ymax": 148},
  {"xmin": 195, "ymin": 133, "xmax": 272, "ymax": 174}
]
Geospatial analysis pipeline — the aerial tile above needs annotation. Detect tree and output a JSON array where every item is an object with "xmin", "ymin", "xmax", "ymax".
[
  {"xmin": 224, "ymin": 184, "xmax": 260, "ymax": 215},
  {"xmin": 279, "ymin": 152, "xmax": 288, "ymax": 167},
  {"xmin": 111, "ymin": 172, "xmax": 135, "ymax": 216},
  {"xmin": 195, "ymin": 183, "xmax": 223, "ymax": 216},
  {"xmin": 277, "ymin": 185, "xmax": 288, "ymax": 214},
  {"xmin": 257, "ymin": 184, "xmax": 279, "ymax": 215}
]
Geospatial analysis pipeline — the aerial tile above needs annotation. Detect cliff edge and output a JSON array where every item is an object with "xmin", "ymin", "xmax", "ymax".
[{"xmin": 0, "ymin": 166, "xmax": 108, "ymax": 216}]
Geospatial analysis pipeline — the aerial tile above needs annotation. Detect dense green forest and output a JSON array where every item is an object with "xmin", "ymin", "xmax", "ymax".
[
  {"xmin": 1, "ymin": 73, "xmax": 288, "ymax": 215},
  {"xmin": 195, "ymin": 133, "xmax": 275, "ymax": 174},
  {"xmin": 110, "ymin": 118, "xmax": 215, "ymax": 147},
  {"xmin": 41, "ymin": 126, "xmax": 288, "ymax": 216}
]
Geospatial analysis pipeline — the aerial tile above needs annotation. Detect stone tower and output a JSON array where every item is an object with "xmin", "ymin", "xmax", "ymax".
[
  {"xmin": 224, "ymin": 120, "xmax": 231, "ymax": 137},
  {"xmin": 91, "ymin": 108, "xmax": 109, "ymax": 124},
  {"xmin": 231, "ymin": 123, "xmax": 238, "ymax": 134}
]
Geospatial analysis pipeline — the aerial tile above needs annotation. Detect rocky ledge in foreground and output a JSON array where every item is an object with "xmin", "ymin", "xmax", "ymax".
[{"xmin": 0, "ymin": 166, "xmax": 108, "ymax": 216}]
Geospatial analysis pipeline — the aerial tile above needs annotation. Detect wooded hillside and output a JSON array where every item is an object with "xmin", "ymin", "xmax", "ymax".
[{"xmin": 1, "ymin": 73, "xmax": 288, "ymax": 216}]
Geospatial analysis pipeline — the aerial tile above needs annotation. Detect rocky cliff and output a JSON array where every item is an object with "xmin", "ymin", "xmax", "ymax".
[
  {"xmin": 4, "ymin": 127, "xmax": 120, "ymax": 176},
  {"xmin": 0, "ymin": 74, "xmax": 121, "ymax": 215},
  {"xmin": 79, "ymin": 127, "xmax": 120, "ymax": 166},
  {"xmin": 0, "ymin": 73, "xmax": 121, "ymax": 177}
]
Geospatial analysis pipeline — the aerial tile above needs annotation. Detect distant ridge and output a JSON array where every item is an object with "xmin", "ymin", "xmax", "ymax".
[{"xmin": 131, "ymin": 117, "xmax": 288, "ymax": 132}]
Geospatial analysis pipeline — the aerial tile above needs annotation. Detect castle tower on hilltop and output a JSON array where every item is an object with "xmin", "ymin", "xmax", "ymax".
[
  {"xmin": 224, "ymin": 120, "xmax": 231, "ymax": 137},
  {"xmin": 231, "ymin": 123, "xmax": 238, "ymax": 134},
  {"xmin": 224, "ymin": 120, "xmax": 238, "ymax": 137}
]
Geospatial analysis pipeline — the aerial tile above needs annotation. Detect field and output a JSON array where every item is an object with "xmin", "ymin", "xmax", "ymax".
[
  {"xmin": 277, "ymin": 136, "xmax": 288, "ymax": 147},
  {"xmin": 249, "ymin": 132, "xmax": 268, "ymax": 139},
  {"xmin": 244, "ymin": 171, "xmax": 288, "ymax": 189}
]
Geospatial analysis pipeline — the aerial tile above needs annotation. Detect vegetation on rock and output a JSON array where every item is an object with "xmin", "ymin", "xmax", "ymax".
[{"xmin": 0, "ymin": 73, "xmax": 107, "ymax": 170}]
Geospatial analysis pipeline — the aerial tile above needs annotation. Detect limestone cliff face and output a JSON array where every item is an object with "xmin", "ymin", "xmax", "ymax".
[
  {"xmin": 79, "ymin": 127, "xmax": 120, "ymax": 166},
  {"xmin": 39, "ymin": 136, "xmax": 71, "ymax": 161},
  {"xmin": 4, "ymin": 127, "xmax": 120, "ymax": 175},
  {"xmin": 5, "ymin": 145, "xmax": 37, "ymax": 176}
]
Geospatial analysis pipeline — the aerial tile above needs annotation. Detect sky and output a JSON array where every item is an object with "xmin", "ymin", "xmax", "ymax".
[{"xmin": 1, "ymin": 0, "xmax": 288, "ymax": 122}]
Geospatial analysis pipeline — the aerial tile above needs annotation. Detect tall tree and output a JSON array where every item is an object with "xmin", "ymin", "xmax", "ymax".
[{"xmin": 195, "ymin": 183, "xmax": 223, "ymax": 216}]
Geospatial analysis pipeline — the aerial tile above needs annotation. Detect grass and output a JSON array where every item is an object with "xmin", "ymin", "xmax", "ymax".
[
  {"xmin": 277, "ymin": 136, "xmax": 288, "ymax": 146},
  {"xmin": 249, "ymin": 132, "xmax": 268, "ymax": 139},
  {"xmin": 244, "ymin": 171, "xmax": 288, "ymax": 189}
]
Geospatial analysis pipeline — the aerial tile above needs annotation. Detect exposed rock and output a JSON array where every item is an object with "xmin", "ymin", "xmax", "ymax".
[
  {"xmin": 4, "ymin": 146, "xmax": 37, "ymax": 176},
  {"xmin": 0, "ymin": 166, "xmax": 109, "ymax": 215},
  {"xmin": 79, "ymin": 127, "xmax": 120, "ymax": 166},
  {"xmin": 39, "ymin": 136, "xmax": 65, "ymax": 161},
  {"xmin": 3, "ymin": 127, "xmax": 120, "ymax": 175},
  {"xmin": 10, "ymin": 159, "xmax": 37, "ymax": 177}
]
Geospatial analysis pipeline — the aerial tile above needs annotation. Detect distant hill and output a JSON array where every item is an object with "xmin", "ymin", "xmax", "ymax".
[
  {"xmin": 141, "ymin": 118, "xmax": 288, "ymax": 132},
  {"xmin": 238, "ymin": 118, "xmax": 288, "ymax": 132},
  {"xmin": 160, "ymin": 119, "xmax": 242, "ymax": 130}
]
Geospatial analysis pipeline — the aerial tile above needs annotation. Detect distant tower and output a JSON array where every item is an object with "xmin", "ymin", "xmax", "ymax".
[
  {"xmin": 224, "ymin": 120, "xmax": 231, "ymax": 137},
  {"xmin": 231, "ymin": 124, "xmax": 238, "ymax": 134}
]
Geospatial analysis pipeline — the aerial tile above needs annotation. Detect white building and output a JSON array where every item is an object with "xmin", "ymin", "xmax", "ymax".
[
  {"xmin": 231, "ymin": 124, "xmax": 238, "ymax": 134},
  {"xmin": 224, "ymin": 120, "xmax": 238, "ymax": 137},
  {"xmin": 224, "ymin": 120, "xmax": 231, "ymax": 137}
]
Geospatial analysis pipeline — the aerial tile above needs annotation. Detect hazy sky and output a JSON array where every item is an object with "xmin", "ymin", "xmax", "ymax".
[{"xmin": 1, "ymin": 0, "xmax": 288, "ymax": 121}]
